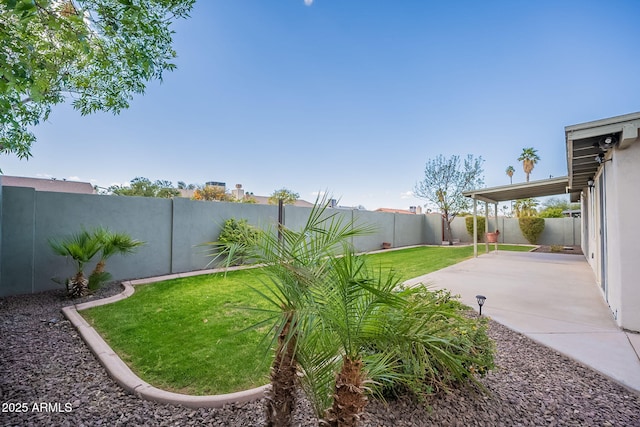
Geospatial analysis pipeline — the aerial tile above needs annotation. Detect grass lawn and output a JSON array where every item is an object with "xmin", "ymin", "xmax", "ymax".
[{"xmin": 81, "ymin": 244, "xmax": 533, "ymax": 395}]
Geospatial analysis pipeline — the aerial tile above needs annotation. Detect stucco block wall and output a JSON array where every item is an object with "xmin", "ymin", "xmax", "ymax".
[
  {"xmin": 1, "ymin": 187, "xmax": 36, "ymax": 295},
  {"xmin": 0, "ymin": 190, "xmax": 439, "ymax": 297},
  {"xmin": 170, "ymin": 198, "xmax": 278, "ymax": 273},
  {"xmin": 450, "ymin": 216, "xmax": 580, "ymax": 245},
  {"xmin": 37, "ymin": 192, "xmax": 174, "ymax": 291}
]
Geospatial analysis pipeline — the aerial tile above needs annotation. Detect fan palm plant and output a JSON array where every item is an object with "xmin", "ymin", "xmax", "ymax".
[
  {"xmin": 251, "ymin": 195, "xmax": 375, "ymax": 427},
  {"xmin": 505, "ymin": 165, "xmax": 515, "ymax": 184},
  {"xmin": 517, "ymin": 148, "xmax": 540, "ymax": 182},
  {"xmin": 89, "ymin": 227, "xmax": 144, "ymax": 289},
  {"xmin": 49, "ymin": 229, "xmax": 102, "ymax": 297}
]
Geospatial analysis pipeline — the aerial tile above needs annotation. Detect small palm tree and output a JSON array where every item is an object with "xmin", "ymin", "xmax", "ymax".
[
  {"xmin": 514, "ymin": 198, "xmax": 539, "ymax": 217},
  {"xmin": 89, "ymin": 228, "xmax": 144, "ymax": 289},
  {"xmin": 296, "ymin": 253, "xmax": 495, "ymax": 426},
  {"xmin": 517, "ymin": 148, "xmax": 540, "ymax": 182},
  {"xmin": 505, "ymin": 165, "xmax": 515, "ymax": 184},
  {"xmin": 301, "ymin": 252, "xmax": 404, "ymax": 427},
  {"xmin": 49, "ymin": 229, "xmax": 102, "ymax": 298},
  {"xmin": 253, "ymin": 195, "xmax": 374, "ymax": 427}
]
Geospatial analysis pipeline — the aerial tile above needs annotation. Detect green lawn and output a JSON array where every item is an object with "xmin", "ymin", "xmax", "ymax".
[{"xmin": 82, "ymin": 244, "xmax": 533, "ymax": 395}]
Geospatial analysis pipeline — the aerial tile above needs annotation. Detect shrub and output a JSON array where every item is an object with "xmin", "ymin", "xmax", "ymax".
[
  {"xmin": 206, "ymin": 218, "xmax": 260, "ymax": 267},
  {"xmin": 375, "ymin": 286, "xmax": 495, "ymax": 399},
  {"xmin": 518, "ymin": 217, "xmax": 545, "ymax": 244},
  {"xmin": 49, "ymin": 227, "xmax": 143, "ymax": 297},
  {"xmin": 465, "ymin": 216, "xmax": 486, "ymax": 242},
  {"xmin": 539, "ymin": 207, "xmax": 564, "ymax": 218},
  {"xmin": 550, "ymin": 245, "xmax": 564, "ymax": 253}
]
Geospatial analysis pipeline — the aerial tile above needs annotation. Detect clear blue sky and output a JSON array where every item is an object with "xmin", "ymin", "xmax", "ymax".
[{"xmin": 3, "ymin": 0, "xmax": 640, "ymax": 210}]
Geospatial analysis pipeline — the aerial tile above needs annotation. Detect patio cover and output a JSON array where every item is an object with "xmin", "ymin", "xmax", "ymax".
[
  {"xmin": 462, "ymin": 176, "xmax": 570, "ymax": 204},
  {"xmin": 462, "ymin": 176, "xmax": 570, "ymax": 257}
]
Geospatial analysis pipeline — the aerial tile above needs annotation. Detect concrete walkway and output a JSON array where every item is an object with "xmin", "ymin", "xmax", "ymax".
[{"xmin": 404, "ymin": 250, "xmax": 640, "ymax": 393}]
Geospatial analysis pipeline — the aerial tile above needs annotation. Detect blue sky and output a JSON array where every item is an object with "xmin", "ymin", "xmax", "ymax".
[{"xmin": 3, "ymin": 0, "xmax": 640, "ymax": 209}]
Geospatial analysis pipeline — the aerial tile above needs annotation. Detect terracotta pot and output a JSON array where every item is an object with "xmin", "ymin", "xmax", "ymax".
[{"xmin": 485, "ymin": 232, "xmax": 499, "ymax": 243}]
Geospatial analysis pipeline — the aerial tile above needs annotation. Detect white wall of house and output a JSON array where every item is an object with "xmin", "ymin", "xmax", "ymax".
[
  {"xmin": 583, "ymin": 141, "xmax": 640, "ymax": 332},
  {"xmin": 607, "ymin": 142, "xmax": 640, "ymax": 331}
]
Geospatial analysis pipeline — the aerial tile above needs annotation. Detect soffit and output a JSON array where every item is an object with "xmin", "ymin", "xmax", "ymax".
[{"xmin": 565, "ymin": 112, "xmax": 640, "ymax": 191}]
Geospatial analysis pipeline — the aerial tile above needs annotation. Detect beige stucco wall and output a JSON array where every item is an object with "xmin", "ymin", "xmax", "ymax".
[
  {"xmin": 608, "ymin": 142, "xmax": 640, "ymax": 331},
  {"xmin": 585, "ymin": 141, "xmax": 640, "ymax": 332}
]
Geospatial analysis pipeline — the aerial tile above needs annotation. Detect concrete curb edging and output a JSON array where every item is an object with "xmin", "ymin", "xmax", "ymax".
[{"xmin": 62, "ymin": 272, "xmax": 269, "ymax": 409}]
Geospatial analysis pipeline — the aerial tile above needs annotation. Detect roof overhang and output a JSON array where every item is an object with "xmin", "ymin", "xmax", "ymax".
[
  {"xmin": 565, "ymin": 111, "xmax": 640, "ymax": 192},
  {"xmin": 462, "ymin": 176, "xmax": 570, "ymax": 204}
]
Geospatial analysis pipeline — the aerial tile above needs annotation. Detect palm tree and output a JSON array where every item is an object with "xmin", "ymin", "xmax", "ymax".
[
  {"xmin": 517, "ymin": 148, "xmax": 540, "ymax": 182},
  {"xmin": 514, "ymin": 198, "xmax": 539, "ymax": 217},
  {"xmin": 296, "ymin": 253, "xmax": 495, "ymax": 426},
  {"xmin": 49, "ymin": 229, "xmax": 102, "ymax": 297},
  {"xmin": 253, "ymin": 195, "xmax": 374, "ymax": 427},
  {"xmin": 89, "ymin": 228, "xmax": 144, "ymax": 289},
  {"xmin": 292, "ymin": 252, "xmax": 400, "ymax": 426},
  {"xmin": 505, "ymin": 165, "xmax": 515, "ymax": 184},
  {"xmin": 251, "ymin": 196, "xmax": 495, "ymax": 426}
]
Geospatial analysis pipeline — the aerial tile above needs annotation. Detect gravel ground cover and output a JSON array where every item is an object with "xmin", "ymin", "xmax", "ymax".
[{"xmin": 2, "ymin": 282, "xmax": 639, "ymax": 427}]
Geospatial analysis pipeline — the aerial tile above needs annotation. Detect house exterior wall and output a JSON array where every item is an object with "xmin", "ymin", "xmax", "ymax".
[
  {"xmin": 580, "ymin": 141, "xmax": 640, "ymax": 332},
  {"xmin": 607, "ymin": 142, "xmax": 640, "ymax": 331}
]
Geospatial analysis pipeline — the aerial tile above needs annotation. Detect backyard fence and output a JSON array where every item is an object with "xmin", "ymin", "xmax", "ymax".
[
  {"xmin": 0, "ymin": 186, "xmax": 441, "ymax": 296},
  {"xmin": 0, "ymin": 184, "xmax": 580, "ymax": 297}
]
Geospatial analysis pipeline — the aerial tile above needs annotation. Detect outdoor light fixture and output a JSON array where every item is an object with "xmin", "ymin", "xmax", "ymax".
[
  {"xmin": 476, "ymin": 295, "xmax": 486, "ymax": 316},
  {"xmin": 598, "ymin": 135, "xmax": 618, "ymax": 150},
  {"xmin": 587, "ymin": 178, "xmax": 594, "ymax": 188}
]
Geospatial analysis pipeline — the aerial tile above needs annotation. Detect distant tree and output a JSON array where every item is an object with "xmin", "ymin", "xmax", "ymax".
[
  {"xmin": 517, "ymin": 148, "xmax": 540, "ymax": 182},
  {"xmin": 109, "ymin": 177, "xmax": 180, "ymax": 198},
  {"xmin": 414, "ymin": 154, "xmax": 484, "ymax": 245},
  {"xmin": 192, "ymin": 185, "xmax": 231, "ymax": 202},
  {"xmin": 539, "ymin": 197, "xmax": 580, "ymax": 218},
  {"xmin": 177, "ymin": 181, "xmax": 197, "ymax": 190},
  {"xmin": 269, "ymin": 188, "xmax": 300, "ymax": 205},
  {"xmin": 539, "ymin": 208, "xmax": 563, "ymax": 218},
  {"xmin": 0, "ymin": 0, "xmax": 195, "ymax": 159},
  {"xmin": 505, "ymin": 166, "xmax": 515, "ymax": 184},
  {"xmin": 513, "ymin": 198, "xmax": 539, "ymax": 217}
]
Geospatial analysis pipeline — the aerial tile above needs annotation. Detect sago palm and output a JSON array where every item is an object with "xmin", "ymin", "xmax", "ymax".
[{"xmin": 517, "ymin": 147, "xmax": 540, "ymax": 182}]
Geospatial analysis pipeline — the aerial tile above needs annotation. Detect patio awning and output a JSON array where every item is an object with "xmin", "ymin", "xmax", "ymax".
[{"xmin": 462, "ymin": 176, "xmax": 570, "ymax": 204}]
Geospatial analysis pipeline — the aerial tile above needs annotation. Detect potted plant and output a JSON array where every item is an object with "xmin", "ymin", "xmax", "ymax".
[{"xmin": 485, "ymin": 229, "xmax": 500, "ymax": 243}]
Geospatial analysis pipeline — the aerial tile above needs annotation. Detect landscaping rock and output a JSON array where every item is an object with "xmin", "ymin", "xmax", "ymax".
[{"xmin": 1, "ymin": 282, "xmax": 639, "ymax": 426}]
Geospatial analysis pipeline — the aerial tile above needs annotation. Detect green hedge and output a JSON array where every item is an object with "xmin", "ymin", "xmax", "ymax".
[
  {"xmin": 465, "ymin": 216, "xmax": 486, "ymax": 242},
  {"xmin": 518, "ymin": 217, "xmax": 545, "ymax": 244}
]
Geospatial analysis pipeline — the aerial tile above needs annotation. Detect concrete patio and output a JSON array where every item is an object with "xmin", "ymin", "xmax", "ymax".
[{"xmin": 404, "ymin": 250, "xmax": 640, "ymax": 393}]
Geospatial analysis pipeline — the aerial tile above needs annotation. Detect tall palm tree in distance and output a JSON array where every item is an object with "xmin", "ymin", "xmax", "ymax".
[
  {"xmin": 505, "ymin": 165, "xmax": 515, "ymax": 184},
  {"xmin": 517, "ymin": 148, "xmax": 540, "ymax": 182}
]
